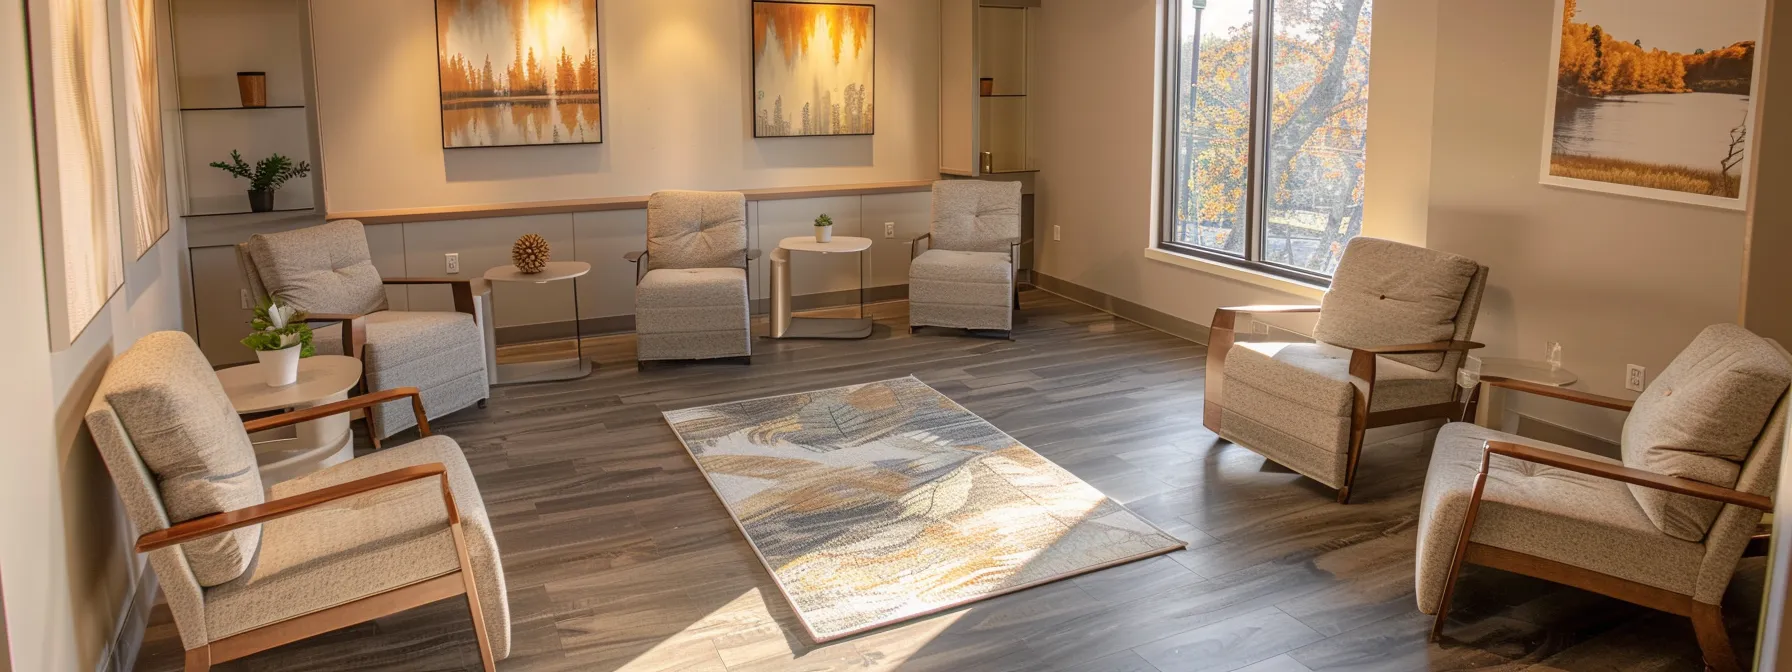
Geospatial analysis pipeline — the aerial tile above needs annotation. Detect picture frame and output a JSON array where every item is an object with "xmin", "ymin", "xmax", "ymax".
[
  {"xmin": 751, "ymin": 0, "xmax": 876, "ymax": 138},
  {"xmin": 434, "ymin": 0, "xmax": 604, "ymax": 149}
]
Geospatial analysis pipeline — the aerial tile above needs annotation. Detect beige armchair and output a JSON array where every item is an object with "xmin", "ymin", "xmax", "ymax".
[
  {"xmin": 909, "ymin": 180, "xmax": 1028, "ymax": 338},
  {"xmin": 1205, "ymin": 237, "xmax": 1489, "ymax": 503},
  {"xmin": 627, "ymin": 190, "xmax": 755, "ymax": 365},
  {"xmin": 86, "ymin": 332, "xmax": 509, "ymax": 671},
  {"xmin": 238, "ymin": 220, "xmax": 487, "ymax": 447},
  {"xmin": 1419, "ymin": 324, "xmax": 1790, "ymax": 672}
]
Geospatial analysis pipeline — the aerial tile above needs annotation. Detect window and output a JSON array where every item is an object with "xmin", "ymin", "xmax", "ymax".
[{"xmin": 1161, "ymin": 0, "xmax": 1374, "ymax": 282}]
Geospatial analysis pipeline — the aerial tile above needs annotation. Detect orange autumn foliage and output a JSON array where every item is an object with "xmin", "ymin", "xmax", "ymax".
[{"xmin": 754, "ymin": 3, "xmax": 872, "ymax": 67}]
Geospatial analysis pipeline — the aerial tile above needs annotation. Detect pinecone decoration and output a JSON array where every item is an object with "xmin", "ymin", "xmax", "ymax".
[{"xmin": 511, "ymin": 233, "xmax": 551, "ymax": 273}]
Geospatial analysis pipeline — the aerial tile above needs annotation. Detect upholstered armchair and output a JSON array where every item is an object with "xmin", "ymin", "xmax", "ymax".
[
  {"xmin": 86, "ymin": 332, "xmax": 509, "ymax": 672},
  {"xmin": 1418, "ymin": 324, "xmax": 1790, "ymax": 672},
  {"xmin": 626, "ymin": 190, "xmax": 756, "ymax": 365},
  {"xmin": 1204, "ymin": 237, "xmax": 1489, "ymax": 503},
  {"xmin": 238, "ymin": 220, "xmax": 488, "ymax": 447},
  {"xmin": 909, "ymin": 180, "xmax": 1028, "ymax": 338}
]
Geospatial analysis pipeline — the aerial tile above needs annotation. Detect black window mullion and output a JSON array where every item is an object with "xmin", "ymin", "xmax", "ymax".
[{"xmin": 1245, "ymin": 0, "xmax": 1274, "ymax": 265}]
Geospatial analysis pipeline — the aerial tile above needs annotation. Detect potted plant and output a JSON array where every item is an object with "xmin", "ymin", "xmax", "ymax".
[
  {"xmin": 814, "ymin": 213, "xmax": 834, "ymax": 243},
  {"xmin": 209, "ymin": 150, "xmax": 312, "ymax": 213},
  {"xmin": 241, "ymin": 299, "xmax": 315, "ymax": 387}
]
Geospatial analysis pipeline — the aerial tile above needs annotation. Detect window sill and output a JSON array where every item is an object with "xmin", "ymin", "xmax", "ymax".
[{"xmin": 1142, "ymin": 247, "xmax": 1326, "ymax": 300}]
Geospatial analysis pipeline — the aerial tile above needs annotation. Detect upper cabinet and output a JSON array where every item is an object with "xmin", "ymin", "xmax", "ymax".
[{"xmin": 940, "ymin": 0, "xmax": 1039, "ymax": 177}]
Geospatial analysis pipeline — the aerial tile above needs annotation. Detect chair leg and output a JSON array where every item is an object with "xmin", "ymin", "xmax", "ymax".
[
  {"xmin": 1337, "ymin": 425, "xmax": 1367, "ymax": 504},
  {"xmin": 366, "ymin": 415, "xmax": 382, "ymax": 451},
  {"xmin": 449, "ymin": 523, "xmax": 498, "ymax": 672},
  {"xmin": 1691, "ymin": 601, "xmax": 1740, "ymax": 672},
  {"xmin": 1430, "ymin": 467, "xmax": 1491, "ymax": 642},
  {"xmin": 184, "ymin": 646, "xmax": 211, "ymax": 672}
]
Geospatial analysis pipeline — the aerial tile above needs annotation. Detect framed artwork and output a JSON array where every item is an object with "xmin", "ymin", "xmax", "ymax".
[
  {"xmin": 435, "ymin": 0, "xmax": 603, "ymax": 148},
  {"xmin": 752, "ymin": 1, "xmax": 874, "ymax": 138},
  {"xmin": 29, "ymin": 0, "xmax": 125, "ymax": 348},
  {"xmin": 1541, "ymin": 0, "xmax": 1764, "ymax": 209},
  {"xmin": 123, "ymin": 0, "xmax": 169, "ymax": 258}
]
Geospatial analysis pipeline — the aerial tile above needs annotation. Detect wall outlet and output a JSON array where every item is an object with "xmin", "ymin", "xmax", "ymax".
[
  {"xmin": 884, "ymin": 222, "xmax": 895, "ymax": 239},
  {"xmin": 1053, "ymin": 225, "xmax": 1061, "ymax": 241},
  {"xmin": 1626, "ymin": 364, "xmax": 1647, "ymax": 392},
  {"xmin": 239, "ymin": 289, "xmax": 251, "ymax": 310},
  {"xmin": 445, "ymin": 252, "xmax": 460, "ymax": 274}
]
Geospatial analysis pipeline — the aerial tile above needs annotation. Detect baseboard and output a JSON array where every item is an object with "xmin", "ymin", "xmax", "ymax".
[
  {"xmin": 492, "ymin": 284, "xmax": 911, "ymax": 346},
  {"xmin": 101, "ymin": 570, "xmax": 157, "ymax": 672},
  {"xmin": 1031, "ymin": 271, "xmax": 1211, "ymax": 344}
]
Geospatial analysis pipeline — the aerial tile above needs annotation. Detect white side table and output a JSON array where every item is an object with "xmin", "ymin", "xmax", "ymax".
[
  {"xmin": 216, "ymin": 355, "xmax": 362, "ymax": 488},
  {"xmin": 769, "ymin": 236, "xmax": 874, "ymax": 339},
  {"xmin": 484, "ymin": 261, "xmax": 594, "ymax": 385},
  {"xmin": 1470, "ymin": 357, "xmax": 1579, "ymax": 430}
]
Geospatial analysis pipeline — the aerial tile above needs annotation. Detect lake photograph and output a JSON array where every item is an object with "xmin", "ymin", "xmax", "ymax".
[{"xmin": 1544, "ymin": 0, "xmax": 1761, "ymax": 205}]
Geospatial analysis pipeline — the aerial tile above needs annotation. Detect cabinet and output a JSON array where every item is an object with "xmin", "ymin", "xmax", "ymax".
[{"xmin": 940, "ymin": 0, "xmax": 1039, "ymax": 177}]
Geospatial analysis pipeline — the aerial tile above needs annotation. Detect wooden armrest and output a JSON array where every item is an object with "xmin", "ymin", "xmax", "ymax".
[
  {"xmin": 302, "ymin": 313, "xmax": 368, "ymax": 359},
  {"xmin": 244, "ymin": 387, "xmax": 430, "ymax": 436},
  {"xmin": 303, "ymin": 313, "xmax": 364, "ymax": 323},
  {"xmin": 382, "ymin": 277, "xmax": 476, "ymax": 319},
  {"xmin": 1484, "ymin": 441, "xmax": 1771, "ymax": 512},
  {"xmin": 1011, "ymin": 238, "xmax": 1033, "ymax": 247},
  {"xmin": 1481, "ymin": 376, "xmax": 1634, "ymax": 412},
  {"xmin": 624, "ymin": 250, "xmax": 646, "ymax": 263},
  {"xmin": 136, "ymin": 463, "xmax": 457, "ymax": 553},
  {"xmin": 1356, "ymin": 340, "xmax": 1485, "ymax": 355}
]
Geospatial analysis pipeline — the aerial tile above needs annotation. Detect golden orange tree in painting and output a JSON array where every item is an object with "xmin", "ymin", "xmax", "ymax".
[
  {"xmin": 436, "ymin": 0, "xmax": 601, "ymax": 147},
  {"xmin": 753, "ymin": 2, "xmax": 874, "ymax": 137}
]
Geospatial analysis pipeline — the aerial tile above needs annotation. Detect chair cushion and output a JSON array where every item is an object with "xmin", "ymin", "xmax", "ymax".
[
  {"xmin": 1313, "ymin": 238, "xmax": 1479, "ymax": 372},
  {"xmin": 205, "ymin": 435, "xmax": 510, "ymax": 660},
  {"xmin": 1622, "ymin": 324, "xmax": 1792, "ymax": 541},
  {"xmin": 910, "ymin": 249, "xmax": 1013, "ymax": 285},
  {"xmin": 246, "ymin": 220, "xmax": 388, "ymax": 316},
  {"xmin": 646, "ymin": 191, "xmax": 747, "ymax": 271},
  {"xmin": 1224, "ymin": 341, "xmax": 1458, "ymax": 417},
  {"xmin": 1414, "ymin": 423, "xmax": 1704, "ymax": 614},
  {"xmin": 97, "ymin": 332, "xmax": 263, "ymax": 587},
  {"xmin": 931, "ymin": 180, "xmax": 1021, "ymax": 253},
  {"xmin": 636, "ymin": 268, "xmax": 749, "ymax": 335}
]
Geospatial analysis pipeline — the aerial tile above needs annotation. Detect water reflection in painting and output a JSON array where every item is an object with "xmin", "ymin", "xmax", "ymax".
[{"xmin": 436, "ymin": 0, "xmax": 601, "ymax": 148}]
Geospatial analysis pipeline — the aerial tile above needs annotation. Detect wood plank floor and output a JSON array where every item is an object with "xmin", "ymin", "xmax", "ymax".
[{"xmin": 134, "ymin": 291, "xmax": 1763, "ymax": 671}]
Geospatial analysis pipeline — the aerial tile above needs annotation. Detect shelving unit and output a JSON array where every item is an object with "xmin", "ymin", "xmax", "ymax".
[{"xmin": 940, "ymin": 0, "xmax": 1040, "ymax": 177}]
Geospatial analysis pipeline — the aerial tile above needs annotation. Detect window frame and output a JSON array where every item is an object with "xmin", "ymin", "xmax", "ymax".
[{"xmin": 1156, "ymin": 0, "xmax": 1346, "ymax": 288}]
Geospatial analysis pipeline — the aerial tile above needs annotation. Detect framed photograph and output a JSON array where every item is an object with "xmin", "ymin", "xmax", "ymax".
[
  {"xmin": 435, "ymin": 0, "xmax": 603, "ymax": 148},
  {"xmin": 752, "ymin": 1, "xmax": 874, "ymax": 138},
  {"xmin": 1541, "ymin": 0, "xmax": 1765, "ymax": 209}
]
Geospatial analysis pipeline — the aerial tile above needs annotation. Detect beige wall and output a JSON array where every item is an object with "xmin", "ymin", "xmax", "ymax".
[
  {"xmin": 309, "ymin": 0, "xmax": 941, "ymax": 214},
  {"xmin": 1746, "ymin": 0, "xmax": 1792, "ymax": 346}
]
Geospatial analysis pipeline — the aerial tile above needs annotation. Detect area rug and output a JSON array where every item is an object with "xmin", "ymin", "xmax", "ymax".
[{"xmin": 662, "ymin": 376, "xmax": 1186, "ymax": 642}]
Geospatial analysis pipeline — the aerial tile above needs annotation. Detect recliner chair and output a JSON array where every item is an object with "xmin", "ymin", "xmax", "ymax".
[
  {"xmin": 626, "ymin": 190, "xmax": 757, "ymax": 365},
  {"xmin": 908, "ymin": 179, "xmax": 1027, "ymax": 338}
]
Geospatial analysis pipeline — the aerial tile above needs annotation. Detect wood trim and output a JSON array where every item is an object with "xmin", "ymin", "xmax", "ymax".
[
  {"xmin": 242, "ymin": 387, "xmax": 430, "ymax": 437},
  {"xmin": 1464, "ymin": 543, "xmax": 1694, "ymax": 616},
  {"xmin": 1430, "ymin": 445, "xmax": 1491, "ymax": 641},
  {"xmin": 1203, "ymin": 308, "xmax": 1236, "ymax": 436},
  {"xmin": 1481, "ymin": 376, "xmax": 1635, "ymax": 412},
  {"xmin": 1338, "ymin": 347, "xmax": 1376, "ymax": 504},
  {"xmin": 328, "ymin": 180, "xmax": 937, "ymax": 225},
  {"xmin": 1356, "ymin": 340, "xmax": 1485, "ymax": 355},
  {"xmin": 450, "ymin": 522, "xmax": 496, "ymax": 671},
  {"xmin": 1485, "ymin": 441, "xmax": 1774, "ymax": 511},
  {"xmin": 137, "ymin": 463, "xmax": 449, "ymax": 552},
  {"xmin": 205, "ymin": 572, "xmax": 467, "ymax": 665}
]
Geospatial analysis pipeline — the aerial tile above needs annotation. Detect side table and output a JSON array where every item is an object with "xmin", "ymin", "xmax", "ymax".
[
  {"xmin": 484, "ymin": 261, "xmax": 594, "ymax": 385},
  {"xmin": 768, "ymin": 236, "xmax": 874, "ymax": 339},
  {"xmin": 1468, "ymin": 357, "xmax": 1580, "ymax": 429},
  {"xmin": 216, "ymin": 355, "xmax": 362, "ymax": 488}
]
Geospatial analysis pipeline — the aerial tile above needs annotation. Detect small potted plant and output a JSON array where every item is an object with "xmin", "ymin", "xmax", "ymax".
[
  {"xmin": 209, "ymin": 150, "xmax": 312, "ymax": 213},
  {"xmin": 241, "ymin": 299, "xmax": 315, "ymax": 387},
  {"xmin": 814, "ymin": 213, "xmax": 834, "ymax": 243}
]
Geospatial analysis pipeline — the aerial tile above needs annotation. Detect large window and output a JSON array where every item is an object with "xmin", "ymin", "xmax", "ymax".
[{"xmin": 1162, "ymin": 0, "xmax": 1374, "ymax": 282}]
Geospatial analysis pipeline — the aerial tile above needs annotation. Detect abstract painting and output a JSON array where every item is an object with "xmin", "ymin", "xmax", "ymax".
[
  {"xmin": 752, "ymin": 1, "xmax": 874, "ymax": 137},
  {"xmin": 435, "ymin": 0, "xmax": 602, "ymax": 148},
  {"xmin": 663, "ymin": 377, "xmax": 1184, "ymax": 642},
  {"xmin": 30, "ymin": 0, "xmax": 124, "ymax": 347},
  {"xmin": 1542, "ymin": 0, "xmax": 1763, "ymax": 209},
  {"xmin": 124, "ymin": 0, "xmax": 169, "ymax": 257}
]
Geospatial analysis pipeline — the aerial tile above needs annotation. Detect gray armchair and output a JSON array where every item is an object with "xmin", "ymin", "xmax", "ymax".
[
  {"xmin": 238, "ymin": 220, "xmax": 488, "ymax": 447},
  {"xmin": 1204, "ymin": 237, "xmax": 1489, "ymax": 503},
  {"xmin": 86, "ymin": 331, "xmax": 508, "ymax": 671},
  {"xmin": 627, "ymin": 190, "xmax": 754, "ymax": 365},
  {"xmin": 909, "ymin": 180, "xmax": 1027, "ymax": 338},
  {"xmin": 1418, "ymin": 324, "xmax": 1790, "ymax": 672}
]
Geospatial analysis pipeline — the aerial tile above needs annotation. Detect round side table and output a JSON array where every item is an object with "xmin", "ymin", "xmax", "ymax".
[
  {"xmin": 215, "ymin": 355, "xmax": 362, "ymax": 488},
  {"xmin": 484, "ymin": 261, "xmax": 594, "ymax": 385},
  {"xmin": 1470, "ymin": 357, "xmax": 1580, "ymax": 429},
  {"xmin": 769, "ymin": 236, "xmax": 874, "ymax": 339}
]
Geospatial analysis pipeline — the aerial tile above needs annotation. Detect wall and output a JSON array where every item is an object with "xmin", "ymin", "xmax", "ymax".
[
  {"xmin": 1, "ymin": 0, "xmax": 189, "ymax": 669},
  {"xmin": 309, "ymin": 0, "xmax": 940, "ymax": 214}
]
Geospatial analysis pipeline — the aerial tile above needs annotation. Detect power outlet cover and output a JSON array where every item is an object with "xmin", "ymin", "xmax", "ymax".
[
  {"xmin": 1626, "ymin": 364, "xmax": 1647, "ymax": 392},
  {"xmin": 446, "ymin": 252, "xmax": 460, "ymax": 274},
  {"xmin": 884, "ymin": 222, "xmax": 895, "ymax": 238}
]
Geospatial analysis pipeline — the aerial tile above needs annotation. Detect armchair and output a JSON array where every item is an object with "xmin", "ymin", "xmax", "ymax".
[
  {"xmin": 86, "ymin": 332, "xmax": 508, "ymax": 671},
  {"xmin": 238, "ymin": 220, "xmax": 488, "ymax": 447},
  {"xmin": 627, "ymin": 190, "xmax": 754, "ymax": 365},
  {"xmin": 1417, "ymin": 324, "xmax": 1791, "ymax": 672},
  {"xmin": 909, "ymin": 179, "xmax": 1029, "ymax": 338},
  {"xmin": 1204, "ymin": 238, "xmax": 1490, "ymax": 502}
]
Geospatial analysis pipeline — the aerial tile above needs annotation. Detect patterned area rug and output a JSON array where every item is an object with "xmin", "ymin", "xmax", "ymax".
[{"xmin": 662, "ymin": 376, "xmax": 1186, "ymax": 642}]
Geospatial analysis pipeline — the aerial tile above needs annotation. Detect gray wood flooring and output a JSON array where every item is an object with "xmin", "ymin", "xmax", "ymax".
[{"xmin": 133, "ymin": 291, "xmax": 1762, "ymax": 671}]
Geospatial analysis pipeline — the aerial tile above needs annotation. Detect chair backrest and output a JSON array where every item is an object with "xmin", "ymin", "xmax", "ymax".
[
  {"xmin": 243, "ymin": 220, "xmax": 388, "ymax": 315},
  {"xmin": 1621, "ymin": 324, "xmax": 1792, "ymax": 542},
  {"xmin": 645, "ymin": 190, "xmax": 747, "ymax": 271},
  {"xmin": 931, "ymin": 179, "xmax": 1021, "ymax": 253},
  {"xmin": 1697, "ymin": 381, "xmax": 1787, "ymax": 601},
  {"xmin": 1312, "ymin": 237, "xmax": 1486, "ymax": 372}
]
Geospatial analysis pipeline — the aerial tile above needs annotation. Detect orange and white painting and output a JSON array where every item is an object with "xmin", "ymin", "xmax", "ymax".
[
  {"xmin": 435, "ymin": 0, "xmax": 602, "ymax": 148},
  {"xmin": 753, "ymin": 1, "xmax": 874, "ymax": 137},
  {"xmin": 124, "ymin": 0, "xmax": 169, "ymax": 257}
]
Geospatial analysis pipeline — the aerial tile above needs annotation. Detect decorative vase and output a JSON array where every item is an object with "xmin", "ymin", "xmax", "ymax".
[
  {"xmin": 980, "ymin": 78, "xmax": 995, "ymax": 96},
  {"xmin": 257, "ymin": 347, "xmax": 301, "ymax": 387},
  {"xmin": 247, "ymin": 189, "xmax": 274, "ymax": 212},
  {"xmin": 815, "ymin": 226, "xmax": 832, "ymax": 243},
  {"xmin": 237, "ymin": 72, "xmax": 267, "ymax": 108},
  {"xmin": 512, "ymin": 233, "xmax": 551, "ymax": 273}
]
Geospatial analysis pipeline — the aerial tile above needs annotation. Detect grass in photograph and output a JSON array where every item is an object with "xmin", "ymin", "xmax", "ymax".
[{"xmin": 1550, "ymin": 154, "xmax": 1741, "ymax": 198}]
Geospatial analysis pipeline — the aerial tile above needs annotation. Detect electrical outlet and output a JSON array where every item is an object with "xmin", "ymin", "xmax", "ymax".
[
  {"xmin": 1626, "ymin": 364, "xmax": 1647, "ymax": 392},
  {"xmin": 240, "ymin": 289, "xmax": 251, "ymax": 310},
  {"xmin": 445, "ymin": 252, "xmax": 460, "ymax": 274},
  {"xmin": 1053, "ymin": 225, "xmax": 1061, "ymax": 241},
  {"xmin": 884, "ymin": 222, "xmax": 895, "ymax": 239}
]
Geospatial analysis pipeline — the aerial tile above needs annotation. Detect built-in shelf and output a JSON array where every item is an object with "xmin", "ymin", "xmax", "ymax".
[
  {"xmin": 181, "ymin": 105, "xmax": 306, "ymax": 111},
  {"xmin": 186, "ymin": 194, "xmax": 316, "ymax": 218},
  {"xmin": 979, "ymin": 93, "xmax": 1027, "ymax": 98}
]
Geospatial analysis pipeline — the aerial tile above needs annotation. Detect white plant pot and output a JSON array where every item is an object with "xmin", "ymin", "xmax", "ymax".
[
  {"xmin": 815, "ymin": 226, "xmax": 832, "ymax": 243},
  {"xmin": 258, "ymin": 347, "xmax": 302, "ymax": 387}
]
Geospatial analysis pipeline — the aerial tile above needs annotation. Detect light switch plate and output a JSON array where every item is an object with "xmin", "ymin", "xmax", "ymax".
[
  {"xmin": 1053, "ymin": 225, "xmax": 1061, "ymax": 241},
  {"xmin": 446, "ymin": 252, "xmax": 460, "ymax": 274}
]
